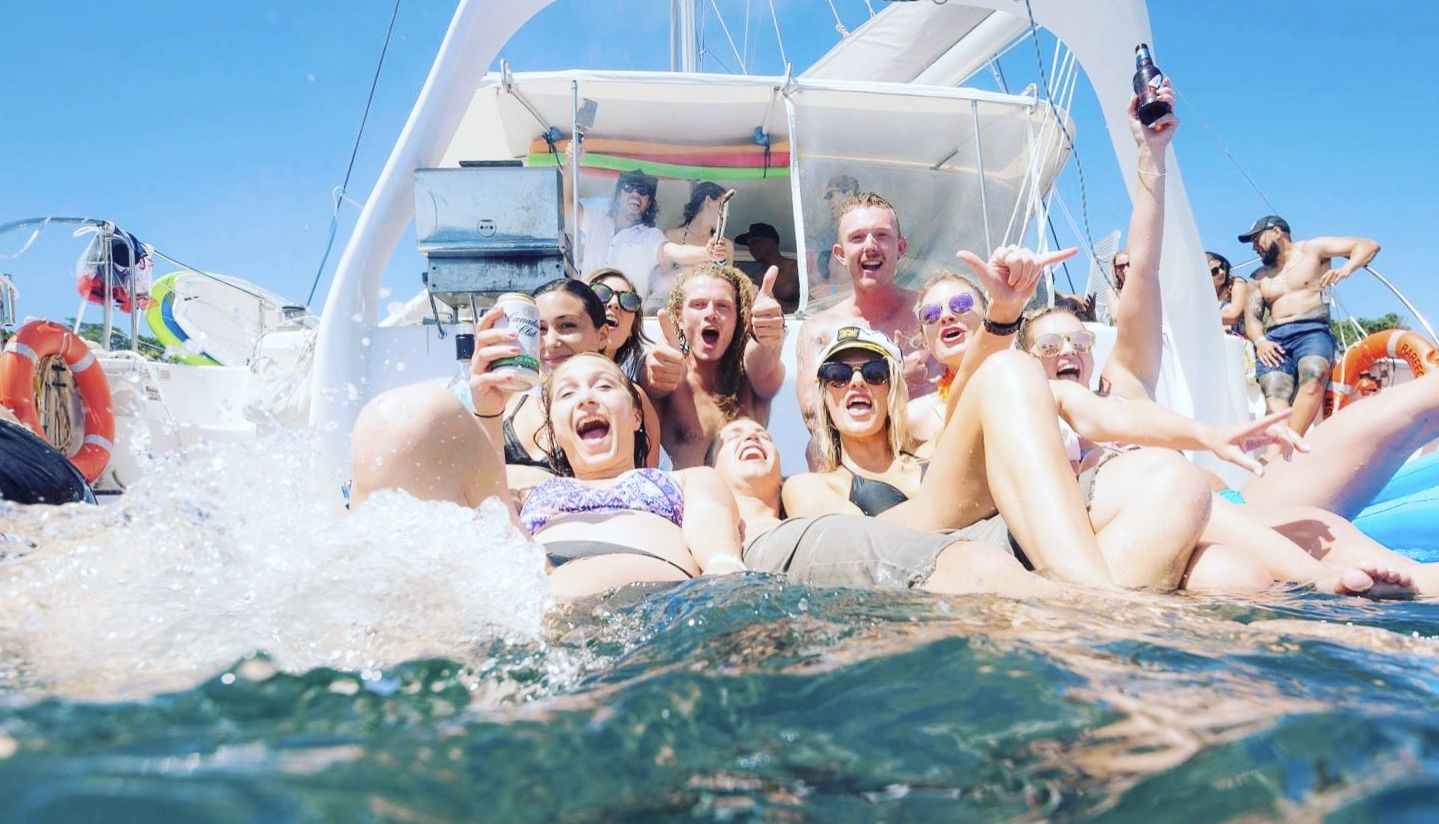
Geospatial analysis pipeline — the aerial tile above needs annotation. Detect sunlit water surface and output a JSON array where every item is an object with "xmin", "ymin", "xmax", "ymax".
[{"xmin": 2, "ymin": 433, "xmax": 1438, "ymax": 822}]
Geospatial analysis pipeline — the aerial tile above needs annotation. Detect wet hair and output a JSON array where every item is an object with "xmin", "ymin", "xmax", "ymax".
[
  {"xmin": 679, "ymin": 181, "xmax": 726, "ymax": 228},
  {"xmin": 835, "ymin": 191, "xmax": 902, "ymax": 238},
  {"xmin": 665, "ymin": 264, "xmax": 756, "ymax": 418},
  {"xmin": 913, "ymin": 270, "xmax": 991, "ymax": 317},
  {"xmin": 532, "ymin": 278, "xmax": 608, "ymax": 332},
  {"xmin": 1016, "ymin": 305, "xmax": 1081, "ymax": 352},
  {"xmin": 812, "ymin": 348, "xmax": 912, "ymax": 473},
  {"xmin": 584, "ymin": 267, "xmax": 652, "ymax": 379},
  {"xmin": 538, "ymin": 353, "xmax": 650, "ymax": 477},
  {"xmin": 608, "ymin": 172, "xmax": 659, "ymax": 227}
]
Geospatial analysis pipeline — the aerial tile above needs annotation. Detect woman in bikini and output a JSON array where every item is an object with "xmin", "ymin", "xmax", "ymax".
[
  {"xmin": 350, "ymin": 311, "xmax": 745, "ymax": 598},
  {"xmin": 584, "ymin": 267, "xmax": 651, "ymax": 382},
  {"xmin": 649, "ymin": 182, "xmax": 734, "ymax": 309},
  {"xmin": 501, "ymin": 278, "xmax": 662, "ymax": 469}
]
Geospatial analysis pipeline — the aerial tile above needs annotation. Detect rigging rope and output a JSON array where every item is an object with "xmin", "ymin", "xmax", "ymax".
[
  {"xmin": 765, "ymin": 0, "xmax": 788, "ymax": 67},
  {"xmin": 304, "ymin": 0, "xmax": 403, "ymax": 308},
  {"xmin": 706, "ymin": 0, "xmax": 749, "ymax": 72},
  {"xmin": 1170, "ymin": 85, "xmax": 1280, "ymax": 216}
]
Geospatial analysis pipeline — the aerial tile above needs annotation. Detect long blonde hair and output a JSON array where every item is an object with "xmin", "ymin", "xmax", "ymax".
[{"xmin": 812, "ymin": 349, "xmax": 912, "ymax": 472}]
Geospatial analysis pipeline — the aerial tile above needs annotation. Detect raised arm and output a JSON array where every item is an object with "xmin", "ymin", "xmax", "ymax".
[
  {"xmin": 1313, "ymin": 236, "xmax": 1381, "ymax": 287},
  {"xmin": 674, "ymin": 466, "xmax": 746, "ymax": 574},
  {"xmin": 1100, "ymin": 81, "xmax": 1177, "ymax": 401},
  {"xmin": 944, "ymin": 245, "xmax": 1076, "ymax": 421},
  {"xmin": 743, "ymin": 266, "xmax": 786, "ymax": 399},
  {"xmin": 660, "ymin": 235, "xmax": 727, "ymax": 268}
]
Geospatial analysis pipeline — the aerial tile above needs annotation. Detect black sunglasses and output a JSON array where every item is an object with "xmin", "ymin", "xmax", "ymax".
[
  {"xmin": 818, "ymin": 358, "xmax": 890, "ymax": 388},
  {"xmin": 620, "ymin": 180, "xmax": 654, "ymax": 196},
  {"xmin": 591, "ymin": 282, "xmax": 642, "ymax": 312},
  {"xmin": 1210, "ymin": 266, "xmax": 1225, "ymax": 276}
]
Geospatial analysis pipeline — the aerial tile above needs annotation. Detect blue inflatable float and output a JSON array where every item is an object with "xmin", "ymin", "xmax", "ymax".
[{"xmin": 1355, "ymin": 450, "xmax": 1439, "ymax": 563}]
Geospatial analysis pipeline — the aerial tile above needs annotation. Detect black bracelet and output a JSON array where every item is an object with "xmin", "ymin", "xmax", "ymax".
[
  {"xmin": 474, "ymin": 409, "xmax": 504, "ymax": 419},
  {"xmin": 982, "ymin": 315, "xmax": 1023, "ymax": 336}
]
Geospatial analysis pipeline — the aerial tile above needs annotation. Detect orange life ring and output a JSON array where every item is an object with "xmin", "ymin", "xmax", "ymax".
[
  {"xmin": 1326, "ymin": 329, "xmax": 1439, "ymax": 414},
  {"xmin": 0, "ymin": 320, "xmax": 115, "ymax": 483}
]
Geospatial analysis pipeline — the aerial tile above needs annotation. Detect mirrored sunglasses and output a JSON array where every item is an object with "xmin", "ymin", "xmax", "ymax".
[
  {"xmin": 1028, "ymin": 331, "xmax": 1096, "ymax": 358},
  {"xmin": 591, "ymin": 282, "xmax": 642, "ymax": 312},
  {"xmin": 818, "ymin": 358, "xmax": 891, "ymax": 388},
  {"xmin": 918, "ymin": 293, "xmax": 976, "ymax": 326}
]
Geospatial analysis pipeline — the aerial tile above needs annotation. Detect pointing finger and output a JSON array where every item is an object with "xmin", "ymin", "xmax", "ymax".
[{"xmin": 1038, "ymin": 247, "xmax": 1080, "ymax": 267}]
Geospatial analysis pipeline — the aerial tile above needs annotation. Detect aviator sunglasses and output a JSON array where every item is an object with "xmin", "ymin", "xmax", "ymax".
[
  {"xmin": 591, "ymin": 282, "xmax": 643, "ymax": 312},
  {"xmin": 917, "ymin": 293, "xmax": 977, "ymax": 326},
  {"xmin": 818, "ymin": 358, "xmax": 891, "ymax": 388},
  {"xmin": 1028, "ymin": 330, "xmax": 1097, "ymax": 358}
]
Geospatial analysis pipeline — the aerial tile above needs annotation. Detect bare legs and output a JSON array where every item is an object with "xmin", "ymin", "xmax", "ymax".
[
  {"xmin": 884, "ymin": 351, "xmax": 1115, "ymax": 588},
  {"xmin": 925, "ymin": 541, "xmax": 1061, "ymax": 598},
  {"xmin": 1245, "ymin": 370, "xmax": 1439, "ymax": 518},
  {"xmin": 1085, "ymin": 449, "xmax": 1213, "ymax": 589},
  {"xmin": 350, "ymin": 384, "xmax": 506, "ymax": 511}
]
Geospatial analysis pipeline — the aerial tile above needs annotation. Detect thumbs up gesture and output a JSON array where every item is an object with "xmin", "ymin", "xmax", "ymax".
[
  {"xmin": 644, "ymin": 309, "xmax": 688, "ymax": 395},
  {"xmin": 748, "ymin": 265, "xmax": 785, "ymax": 349}
]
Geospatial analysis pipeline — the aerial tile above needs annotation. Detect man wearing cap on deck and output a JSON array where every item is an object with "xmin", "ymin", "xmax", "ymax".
[
  {"xmin": 810, "ymin": 174, "xmax": 859, "ymax": 287},
  {"xmin": 1240, "ymin": 214, "xmax": 1380, "ymax": 441},
  {"xmin": 566, "ymin": 163, "xmax": 722, "ymax": 302},
  {"xmin": 735, "ymin": 222, "xmax": 800, "ymax": 313}
]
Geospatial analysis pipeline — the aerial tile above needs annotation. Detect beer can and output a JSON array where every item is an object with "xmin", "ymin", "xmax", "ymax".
[{"xmin": 491, "ymin": 292, "xmax": 540, "ymax": 391}]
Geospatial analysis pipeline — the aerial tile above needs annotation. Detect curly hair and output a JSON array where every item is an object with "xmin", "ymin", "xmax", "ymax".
[
  {"xmin": 537, "ymin": 353, "xmax": 650, "ymax": 477},
  {"xmin": 607, "ymin": 170, "xmax": 659, "ymax": 227},
  {"xmin": 664, "ymin": 263, "xmax": 756, "ymax": 418}
]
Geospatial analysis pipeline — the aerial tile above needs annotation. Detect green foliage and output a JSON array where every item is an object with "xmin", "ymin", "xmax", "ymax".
[
  {"xmin": 1331, "ymin": 312, "xmax": 1407, "ymax": 345},
  {"xmin": 71, "ymin": 320, "xmax": 183, "ymax": 363}
]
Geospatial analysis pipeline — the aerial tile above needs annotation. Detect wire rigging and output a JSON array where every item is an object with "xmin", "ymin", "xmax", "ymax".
[{"xmin": 304, "ymin": 0, "xmax": 403, "ymax": 308}]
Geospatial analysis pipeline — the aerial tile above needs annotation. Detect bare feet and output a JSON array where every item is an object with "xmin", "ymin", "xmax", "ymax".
[{"xmin": 1324, "ymin": 564, "xmax": 1417, "ymax": 600}]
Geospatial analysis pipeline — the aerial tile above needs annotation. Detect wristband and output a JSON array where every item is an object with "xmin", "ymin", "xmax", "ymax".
[{"xmin": 982, "ymin": 315, "xmax": 1023, "ymax": 336}]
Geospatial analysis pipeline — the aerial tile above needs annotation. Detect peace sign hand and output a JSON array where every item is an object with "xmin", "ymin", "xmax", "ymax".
[{"xmin": 1202, "ymin": 409, "xmax": 1311, "ymax": 475}]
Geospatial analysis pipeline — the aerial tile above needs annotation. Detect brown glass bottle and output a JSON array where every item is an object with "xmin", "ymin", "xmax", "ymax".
[{"xmin": 1133, "ymin": 43, "xmax": 1172, "ymax": 126}]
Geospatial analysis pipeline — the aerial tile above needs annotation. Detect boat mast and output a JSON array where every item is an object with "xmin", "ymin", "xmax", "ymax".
[{"xmin": 671, "ymin": 0, "xmax": 699, "ymax": 72}]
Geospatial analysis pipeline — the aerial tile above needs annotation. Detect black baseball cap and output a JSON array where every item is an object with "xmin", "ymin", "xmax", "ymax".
[
  {"xmin": 1237, "ymin": 215, "xmax": 1290, "ymax": 243},
  {"xmin": 735, "ymin": 222, "xmax": 781, "ymax": 245}
]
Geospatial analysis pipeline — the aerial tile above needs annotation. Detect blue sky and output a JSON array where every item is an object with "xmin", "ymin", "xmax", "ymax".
[{"xmin": 3, "ymin": 0, "xmax": 1434, "ymax": 331}]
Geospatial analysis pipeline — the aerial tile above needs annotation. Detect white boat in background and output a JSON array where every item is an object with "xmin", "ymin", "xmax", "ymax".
[{"xmin": 2, "ymin": 0, "xmax": 1434, "ymax": 502}]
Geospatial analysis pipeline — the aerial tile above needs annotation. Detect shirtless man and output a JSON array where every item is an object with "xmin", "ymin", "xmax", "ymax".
[
  {"xmin": 735, "ymin": 222, "xmax": 800, "ymax": 313},
  {"xmin": 644, "ymin": 263, "xmax": 785, "ymax": 468},
  {"xmin": 795, "ymin": 193, "xmax": 932, "ymax": 433},
  {"xmin": 1241, "ymin": 215, "xmax": 1380, "ymax": 437}
]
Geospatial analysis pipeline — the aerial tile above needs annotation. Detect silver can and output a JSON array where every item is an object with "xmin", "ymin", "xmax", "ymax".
[{"xmin": 490, "ymin": 292, "xmax": 540, "ymax": 391}]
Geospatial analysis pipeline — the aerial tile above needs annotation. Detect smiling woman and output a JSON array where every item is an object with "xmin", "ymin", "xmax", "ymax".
[
  {"xmin": 350, "ymin": 310, "xmax": 746, "ymax": 598},
  {"xmin": 502, "ymin": 278, "xmax": 662, "ymax": 469}
]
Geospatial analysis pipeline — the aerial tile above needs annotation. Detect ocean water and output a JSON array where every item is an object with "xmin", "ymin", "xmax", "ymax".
[{"xmin": 2, "ymin": 435, "xmax": 1439, "ymax": 822}]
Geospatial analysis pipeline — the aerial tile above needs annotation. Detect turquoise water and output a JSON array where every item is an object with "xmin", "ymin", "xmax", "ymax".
[
  {"xmin": 2, "ymin": 576, "xmax": 1438, "ymax": 822},
  {"xmin": 3, "ymin": 436, "xmax": 1439, "ymax": 821}
]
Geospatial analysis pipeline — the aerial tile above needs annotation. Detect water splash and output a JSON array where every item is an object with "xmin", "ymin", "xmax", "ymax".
[{"xmin": 0, "ymin": 430, "xmax": 551, "ymax": 699}]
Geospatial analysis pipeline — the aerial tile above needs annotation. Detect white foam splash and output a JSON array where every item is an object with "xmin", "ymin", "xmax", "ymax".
[{"xmin": 0, "ymin": 430, "xmax": 551, "ymax": 699}]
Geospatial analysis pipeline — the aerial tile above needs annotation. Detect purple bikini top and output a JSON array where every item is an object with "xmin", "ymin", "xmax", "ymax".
[{"xmin": 518, "ymin": 468, "xmax": 685, "ymax": 535}]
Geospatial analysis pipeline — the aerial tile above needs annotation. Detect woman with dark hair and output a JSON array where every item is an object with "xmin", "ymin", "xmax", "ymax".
[
  {"xmin": 651, "ymin": 181, "xmax": 734, "ymax": 309},
  {"xmin": 1208, "ymin": 251, "xmax": 1248, "ymax": 336},
  {"xmin": 350, "ymin": 320, "xmax": 746, "ymax": 597},
  {"xmin": 501, "ymin": 278, "xmax": 662, "ymax": 469},
  {"xmin": 584, "ymin": 267, "xmax": 651, "ymax": 382}
]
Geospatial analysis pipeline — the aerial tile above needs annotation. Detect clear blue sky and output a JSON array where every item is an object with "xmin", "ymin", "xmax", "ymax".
[{"xmin": 3, "ymin": 1, "xmax": 1434, "ymax": 331}]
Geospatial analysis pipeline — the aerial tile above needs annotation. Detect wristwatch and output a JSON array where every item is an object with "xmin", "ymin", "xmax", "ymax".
[{"xmin": 982, "ymin": 315, "xmax": 1023, "ymax": 336}]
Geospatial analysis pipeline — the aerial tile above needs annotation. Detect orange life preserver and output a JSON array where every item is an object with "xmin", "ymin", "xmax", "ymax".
[
  {"xmin": 1326, "ymin": 330, "xmax": 1439, "ymax": 414},
  {"xmin": 0, "ymin": 320, "xmax": 115, "ymax": 483}
]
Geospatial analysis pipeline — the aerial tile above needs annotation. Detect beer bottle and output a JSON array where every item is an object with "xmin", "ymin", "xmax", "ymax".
[{"xmin": 1132, "ymin": 43, "xmax": 1172, "ymax": 126}]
